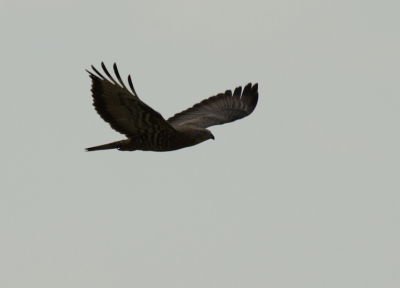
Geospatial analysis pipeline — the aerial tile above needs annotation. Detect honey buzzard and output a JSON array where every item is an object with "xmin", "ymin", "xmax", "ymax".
[{"xmin": 86, "ymin": 63, "xmax": 258, "ymax": 152}]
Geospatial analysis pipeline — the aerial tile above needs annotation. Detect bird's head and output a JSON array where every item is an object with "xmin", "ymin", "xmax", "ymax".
[{"xmin": 195, "ymin": 128, "xmax": 215, "ymax": 143}]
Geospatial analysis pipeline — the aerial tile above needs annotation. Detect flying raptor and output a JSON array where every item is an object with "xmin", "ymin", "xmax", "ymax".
[{"xmin": 86, "ymin": 63, "xmax": 258, "ymax": 152}]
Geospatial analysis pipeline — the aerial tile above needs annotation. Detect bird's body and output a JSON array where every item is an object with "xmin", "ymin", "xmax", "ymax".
[
  {"xmin": 86, "ymin": 63, "xmax": 258, "ymax": 152},
  {"xmin": 86, "ymin": 126, "xmax": 212, "ymax": 152}
]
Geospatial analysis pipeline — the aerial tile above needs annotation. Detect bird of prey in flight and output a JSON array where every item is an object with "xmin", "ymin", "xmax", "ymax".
[{"xmin": 86, "ymin": 63, "xmax": 258, "ymax": 152}]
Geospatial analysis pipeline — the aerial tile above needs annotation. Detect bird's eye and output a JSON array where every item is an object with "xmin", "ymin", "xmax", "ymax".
[{"xmin": 200, "ymin": 131, "xmax": 205, "ymax": 135}]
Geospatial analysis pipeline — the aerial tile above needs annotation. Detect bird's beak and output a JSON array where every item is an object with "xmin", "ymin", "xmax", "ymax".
[{"xmin": 211, "ymin": 134, "xmax": 215, "ymax": 140}]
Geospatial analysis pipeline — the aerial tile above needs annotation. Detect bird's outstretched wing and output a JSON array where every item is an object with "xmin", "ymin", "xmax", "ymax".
[
  {"xmin": 167, "ymin": 83, "xmax": 258, "ymax": 128},
  {"xmin": 87, "ymin": 63, "xmax": 176, "ymax": 138}
]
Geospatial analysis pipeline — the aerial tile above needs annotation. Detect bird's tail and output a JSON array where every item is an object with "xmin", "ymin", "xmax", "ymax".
[{"xmin": 85, "ymin": 139, "xmax": 131, "ymax": 152}]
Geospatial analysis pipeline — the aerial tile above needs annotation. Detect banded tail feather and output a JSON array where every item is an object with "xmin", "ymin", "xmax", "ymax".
[{"xmin": 85, "ymin": 139, "xmax": 131, "ymax": 151}]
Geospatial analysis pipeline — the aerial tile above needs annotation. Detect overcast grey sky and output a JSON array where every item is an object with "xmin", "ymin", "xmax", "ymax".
[{"xmin": 1, "ymin": 0, "xmax": 399, "ymax": 287}]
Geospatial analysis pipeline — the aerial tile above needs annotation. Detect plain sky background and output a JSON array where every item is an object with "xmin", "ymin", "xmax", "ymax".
[{"xmin": 1, "ymin": 0, "xmax": 399, "ymax": 287}]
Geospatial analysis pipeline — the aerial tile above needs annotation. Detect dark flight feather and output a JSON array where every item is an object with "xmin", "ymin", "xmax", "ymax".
[{"xmin": 167, "ymin": 83, "xmax": 258, "ymax": 128}]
